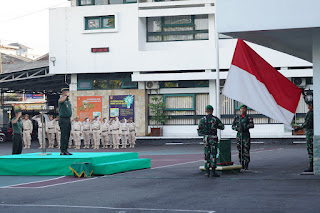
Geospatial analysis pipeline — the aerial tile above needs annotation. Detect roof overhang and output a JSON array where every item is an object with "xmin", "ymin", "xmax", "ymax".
[{"xmin": 216, "ymin": 0, "xmax": 320, "ymax": 63}]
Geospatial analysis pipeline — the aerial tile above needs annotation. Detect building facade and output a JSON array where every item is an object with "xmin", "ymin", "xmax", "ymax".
[{"xmin": 49, "ymin": 0, "xmax": 313, "ymax": 138}]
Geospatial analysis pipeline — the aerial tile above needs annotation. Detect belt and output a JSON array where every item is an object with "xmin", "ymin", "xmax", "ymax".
[
  {"xmin": 93, "ymin": 129, "xmax": 100, "ymax": 130},
  {"xmin": 48, "ymin": 128, "xmax": 54, "ymax": 129},
  {"xmin": 130, "ymin": 130, "xmax": 135, "ymax": 132},
  {"xmin": 84, "ymin": 129, "xmax": 90, "ymax": 131},
  {"xmin": 74, "ymin": 130, "xmax": 81, "ymax": 131},
  {"xmin": 24, "ymin": 129, "xmax": 31, "ymax": 131},
  {"xmin": 113, "ymin": 129, "xmax": 119, "ymax": 130},
  {"xmin": 102, "ymin": 130, "xmax": 108, "ymax": 132}
]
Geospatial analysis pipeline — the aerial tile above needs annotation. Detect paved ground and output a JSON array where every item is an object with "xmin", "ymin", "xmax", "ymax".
[{"xmin": 0, "ymin": 141, "xmax": 319, "ymax": 213}]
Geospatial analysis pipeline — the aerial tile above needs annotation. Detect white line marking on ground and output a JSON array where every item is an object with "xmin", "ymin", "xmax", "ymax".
[
  {"xmin": 0, "ymin": 204, "xmax": 215, "ymax": 212},
  {"xmin": 5, "ymin": 177, "xmax": 99, "ymax": 189},
  {"xmin": 0, "ymin": 176, "xmax": 66, "ymax": 189},
  {"xmin": 151, "ymin": 160, "xmax": 203, "ymax": 170}
]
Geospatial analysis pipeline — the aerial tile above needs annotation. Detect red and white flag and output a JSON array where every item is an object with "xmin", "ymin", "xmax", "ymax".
[{"xmin": 222, "ymin": 39, "xmax": 302, "ymax": 128}]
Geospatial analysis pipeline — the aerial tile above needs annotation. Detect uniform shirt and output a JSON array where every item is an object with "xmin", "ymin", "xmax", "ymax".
[
  {"xmin": 72, "ymin": 121, "xmax": 82, "ymax": 132},
  {"xmin": 297, "ymin": 109, "xmax": 313, "ymax": 133},
  {"xmin": 59, "ymin": 97, "xmax": 72, "ymax": 118},
  {"xmin": 46, "ymin": 120, "xmax": 56, "ymax": 133},
  {"xmin": 120, "ymin": 122, "xmax": 129, "ymax": 135},
  {"xmin": 82, "ymin": 121, "xmax": 91, "ymax": 131},
  {"xmin": 232, "ymin": 114, "xmax": 254, "ymax": 133},
  {"xmin": 198, "ymin": 114, "xmax": 224, "ymax": 136},
  {"xmin": 128, "ymin": 123, "xmax": 136, "ymax": 133},
  {"xmin": 112, "ymin": 120, "xmax": 121, "ymax": 133},
  {"xmin": 22, "ymin": 119, "xmax": 33, "ymax": 131},
  {"xmin": 92, "ymin": 120, "xmax": 101, "ymax": 131},
  {"xmin": 12, "ymin": 117, "xmax": 23, "ymax": 134},
  {"xmin": 101, "ymin": 122, "xmax": 110, "ymax": 133}
]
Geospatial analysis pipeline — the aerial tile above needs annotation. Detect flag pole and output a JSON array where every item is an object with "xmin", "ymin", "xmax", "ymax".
[{"xmin": 215, "ymin": 23, "xmax": 221, "ymax": 140}]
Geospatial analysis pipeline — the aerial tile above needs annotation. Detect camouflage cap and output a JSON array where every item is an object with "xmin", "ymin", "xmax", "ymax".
[{"xmin": 206, "ymin": 105, "xmax": 213, "ymax": 110}]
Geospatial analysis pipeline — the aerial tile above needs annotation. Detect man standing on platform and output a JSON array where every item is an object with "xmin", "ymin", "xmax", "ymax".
[
  {"xmin": 12, "ymin": 108, "xmax": 23, "ymax": 154},
  {"xmin": 101, "ymin": 117, "xmax": 110, "ymax": 149},
  {"xmin": 58, "ymin": 88, "xmax": 72, "ymax": 155},
  {"xmin": 198, "ymin": 105, "xmax": 225, "ymax": 178},
  {"xmin": 120, "ymin": 118, "xmax": 129, "ymax": 149},
  {"xmin": 232, "ymin": 105, "xmax": 254, "ymax": 170},
  {"xmin": 295, "ymin": 102, "xmax": 314, "ymax": 172},
  {"xmin": 22, "ymin": 114, "xmax": 33, "ymax": 149},
  {"xmin": 82, "ymin": 117, "xmax": 92, "ymax": 149},
  {"xmin": 112, "ymin": 117, "xmax": 121, "ymax": 150}
]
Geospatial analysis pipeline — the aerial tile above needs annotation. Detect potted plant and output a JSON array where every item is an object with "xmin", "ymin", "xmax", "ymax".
[{"xmin": 148, "ymin": 96, "xmax": 170, "ymax": 136}]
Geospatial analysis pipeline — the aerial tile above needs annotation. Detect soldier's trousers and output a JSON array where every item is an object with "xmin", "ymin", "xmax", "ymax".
[
  {"xmin": 59, "ymin": 118, "xmax": 71, "ymax": 153},
  {"xmin": 73, "ymin": 131, "xmax": 81, "ymax": 148},
  {"xmin": 101, "ymin": 132, "xmax": 109, "ymax": 148},
  {"xmin": 56, "ymin": 131, "xmax": 61, "ymax": 148},
  {"xmin": 128, "ymin": 132, "xmax": 136, "ymax": 147},
  {"xmin": 121, "ymin": 132, "xmax": 128, "ymax": 148},
  {"xmin": 113, "ymin": 132, "xmax": 120, "ymax": 148},
  {"xmin": 236, "ymin": 132, "xmax": 251, "ymax": 164},
  {"xmin": 92, "ymin": 130, "xmax": 101, "ymax": 149},
  {"xmin": 23, "ymin": 130, "xmax": 32, "ymax": 148},
  {"xmin": 38, "ymin": 128, "xmax": 44, "ymax": 148},
  {"xmin": 47, "ymin": 132, "xmax": 55, "ymax": 148},
  {"xmin": 204, "ymin": 135, "xmax": 218, "ymax": 170},
  {"xmin": 12, "ymin": 133, "xmax": 23, "ymax": 155},
  {"xmin": 306, "ymin": 132, "xmax": 314, "ymax": 163},
  {"xmin": 109, "ymin": 133, "xmax": 113, "ymax": 147},
  {"xmin": 83, "ymin": 131, "xmax": 91, "ymax": 148}
]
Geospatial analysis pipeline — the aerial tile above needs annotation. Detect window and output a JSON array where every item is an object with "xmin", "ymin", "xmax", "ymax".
[
  {"xmin": 164, "ymin": 94, "xmax": 195, "ymax": 111},
  {"xmin": 147, "ymin": 15, "xmax": 209, "ymax": 42},
  {"xmin": 78, "ymin": 73, "xmax": 138, "ymax": 90},
  {"xmin": 80, "ymin": 0, "xmax": 136, "ymax": 5},
  {"xmin": 160, "ymin": 81, "xmax": 209, "ymax": 88},
  {"xmin": 79, "ymin": 0, "xmax": 95, "ymax": 6},
  {"xmin": 85, "ymin": 16, "xmax": 115, "ymax": 30}
]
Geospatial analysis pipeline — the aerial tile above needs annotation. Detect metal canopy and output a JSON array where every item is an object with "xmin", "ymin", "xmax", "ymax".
[{"xmin": 0, "ymin": 66, "xmax": 70, "ymax": 94}]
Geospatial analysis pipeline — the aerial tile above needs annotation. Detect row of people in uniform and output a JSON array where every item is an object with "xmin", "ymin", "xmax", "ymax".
[{"xmin": 21, "ymin": 114, "xmax": 137, "ymax": 150}]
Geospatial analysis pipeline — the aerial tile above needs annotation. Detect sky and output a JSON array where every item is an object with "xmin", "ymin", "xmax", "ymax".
[{"xmin": 0, "ymin": 0, "xmax": 70, "ymax": 55}]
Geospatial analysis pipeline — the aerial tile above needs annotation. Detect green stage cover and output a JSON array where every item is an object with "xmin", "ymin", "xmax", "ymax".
[{"xmin": 0, "ymin": 152, "xmax": 151, "ymax": 176}]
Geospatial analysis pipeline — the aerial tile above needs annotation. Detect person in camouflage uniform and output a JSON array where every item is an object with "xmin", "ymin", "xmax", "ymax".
[
  {"xmin": 295, "ymin": 102, "xmax": 313, "ymax": 172},
  {"xmin": 232, "ymin": 105, "xmax": 254, "ymax": 170},
  {"xmin": 198, "ymin": 105, "xmax": 225, "ymax": 178}
]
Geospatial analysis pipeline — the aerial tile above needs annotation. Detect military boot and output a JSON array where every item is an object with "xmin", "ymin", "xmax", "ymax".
[
  {"xmin": 244, "ymin": 162, "xmax": 249, "ymax": 170},
  {"xmin": 205, "ymin": 168, "xmax": 210, "ymax": 177},
  {"xmin": 304, "ymin": 162, "xmax": 313, "ymax": 172},
  {"xmin": 212, "ymin": 168, "xmax": 220, "ymax": 177}
]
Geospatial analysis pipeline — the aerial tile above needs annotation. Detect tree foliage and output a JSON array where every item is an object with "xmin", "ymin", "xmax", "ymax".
[{"xmin": 148, "ymin": 96, "xmax": 170, "ymax": 126}]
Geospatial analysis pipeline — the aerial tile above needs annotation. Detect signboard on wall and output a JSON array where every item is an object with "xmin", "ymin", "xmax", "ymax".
[
  {"xmin": 77, "ymin": 96, "xmax": 102, "ymax": 121},
  {"xmin": 25, "ymin": 94, "xmax": 45, "ymax": 102},
  {"xmin": 109, "ymin": 95, "xmax": 134, "ymax": 121}
]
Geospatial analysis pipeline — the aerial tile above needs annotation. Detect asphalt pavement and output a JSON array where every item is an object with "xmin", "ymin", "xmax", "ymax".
[{"xmin": 0, "ymin": 141, "xmax": 319, "ymax": 213}]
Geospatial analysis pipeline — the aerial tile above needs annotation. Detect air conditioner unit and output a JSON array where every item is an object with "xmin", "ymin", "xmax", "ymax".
[
  {"xmin": 146, "ymin": 81, "xmax": 159, "ymax": 89},
  {"xmin": 292, "ymin": 77, "xmax": 306, "ymax": 87}
]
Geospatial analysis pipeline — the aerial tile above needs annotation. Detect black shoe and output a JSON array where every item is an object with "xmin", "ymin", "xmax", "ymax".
[
  {"xmin": 244, "ymin": 162, "xmax": 249, "ymax": 170},
  {"xmin": 66, "ymin": 152, "xmax": 73, "ymax": 155},
  {"xmin": 205, "ymin": 168, "xmax": 210, "ymax": 177},
  {"xmin": 304, "ymin": 167, "xmax": 313, "ymax": 172},
  {"xmin": 212, "ymin": 173, "xmax": 220, "ymax": 177},
  {"xmin": 60, "ymin": 152, "xmax": 68, "ymax": 155}
]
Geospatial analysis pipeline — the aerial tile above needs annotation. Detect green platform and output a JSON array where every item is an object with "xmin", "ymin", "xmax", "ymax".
[{"xmin": 0, "ymin": 152, "xmax": 151, "ymax": 176}]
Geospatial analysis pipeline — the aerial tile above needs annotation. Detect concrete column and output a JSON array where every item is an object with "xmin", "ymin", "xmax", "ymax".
[
  {"xmin": 208, "ymin": 76, "xmax": 217, "ymax": 116},
  {"xmin": 313, "ymin": 30, "xmax": 320, "ymax": 175},
  {"xmin": 138, "ymin": 82, "xmax": 145, "ymax": 90},
  {"xmin": 70, "ymin": 74, "xmax": 77, "ymax": 91}
]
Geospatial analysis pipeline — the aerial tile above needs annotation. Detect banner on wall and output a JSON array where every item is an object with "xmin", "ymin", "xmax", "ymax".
[
  {"xmin": 77, "ymin": 96, "xmax": 102, "ymax": 121},
  {"xmin": 25, "ymin": 94, "xmax": 45, "ymax": 102},
  {"xmin": 109, "ymin": 95, "xmax": 134, "ymax": 121}
]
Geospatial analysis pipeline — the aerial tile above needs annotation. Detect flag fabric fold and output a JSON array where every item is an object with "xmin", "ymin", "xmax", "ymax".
[{"xmin": 222, "ymin": 39, "xmax": 302, "ymax": 128}]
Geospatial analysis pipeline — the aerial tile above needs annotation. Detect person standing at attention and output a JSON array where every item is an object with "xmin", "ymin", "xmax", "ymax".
[{"xmin": 58, "ymin": 88, "xmax": 72, "ymax": 155}]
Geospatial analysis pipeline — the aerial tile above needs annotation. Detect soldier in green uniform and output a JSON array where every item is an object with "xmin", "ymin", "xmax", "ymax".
[
  {"xmin": 294, "ymin": 102, "xmax": 313, "ymax": 172},
  {"xmin": 58, "ymin": 88, "xmax": 72, "ymax": 155},
  {"xmin": 198, "ymin": 105, "xmax": 225, "ymax": 177},
  {"xmin": 232, "ymin": 105, "xmax": 254, "ymax": 170},
  {"xmin": 12, "ymin": 107, "xmax": 23, "ymax": 154}
]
